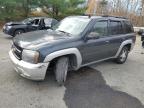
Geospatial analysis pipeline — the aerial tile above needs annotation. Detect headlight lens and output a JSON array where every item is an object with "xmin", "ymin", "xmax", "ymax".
[
  {"xmin": 7, "ymin": 26, "xmax": 12, "ymax": 30},
  {"xmin": 22, "ymin": 50, "xmax": 39, "ymax": 64}
]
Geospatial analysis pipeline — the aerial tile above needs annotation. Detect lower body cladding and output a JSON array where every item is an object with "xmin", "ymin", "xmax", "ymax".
[{"xmin": 9, "ymin": 50, "xmax": 49, "ymax": 80}]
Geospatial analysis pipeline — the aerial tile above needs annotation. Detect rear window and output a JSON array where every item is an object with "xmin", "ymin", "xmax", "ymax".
[
  {"xmin": 44, "ymin": 18, "xmax": 52, "ymax": 27},
  {"xmin": 123, "ymin": 21, "xmax": 134, "ymax": 33}
]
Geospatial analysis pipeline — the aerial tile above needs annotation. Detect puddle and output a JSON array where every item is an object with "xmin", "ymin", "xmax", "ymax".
[{"xmin": 64, "ymin": 67, "xmax": 144, "ymax": 108}]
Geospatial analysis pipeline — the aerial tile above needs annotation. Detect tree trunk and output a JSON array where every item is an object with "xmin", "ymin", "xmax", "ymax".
[{"xmin": 23, "ymin": 0, "xmax": 30, "ymax": 17}]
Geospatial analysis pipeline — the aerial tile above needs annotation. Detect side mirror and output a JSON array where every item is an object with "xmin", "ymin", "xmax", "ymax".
[{"xmin": 87, "ymin": 32, "xmax": 100, "ymax": 40}]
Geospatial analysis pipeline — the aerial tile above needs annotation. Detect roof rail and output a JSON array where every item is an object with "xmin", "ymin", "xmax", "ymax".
[{"xmin": 102, "ymin": 15, "xmax": 127, "ymax": 19}]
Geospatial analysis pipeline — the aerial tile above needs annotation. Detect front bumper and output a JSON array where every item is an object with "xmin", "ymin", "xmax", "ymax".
[
  {"xmin": 3, "ymin": 27, "xmax": 13, "ymax": 36},
  {"xmin": 9, "ymin": 50, "xmax": 49, "ymax": 80}
]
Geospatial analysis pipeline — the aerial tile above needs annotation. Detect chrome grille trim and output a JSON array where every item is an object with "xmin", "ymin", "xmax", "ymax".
[{"xmin": 12, "ymin": 44, "xmax": 22, "ymax": 60}]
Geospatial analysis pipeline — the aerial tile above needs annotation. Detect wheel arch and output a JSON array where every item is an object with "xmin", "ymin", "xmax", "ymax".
[
  {"xmin": 124, "ymin": 44, "xmax": 132, "ymax": 51},
  {"xmin": 115, "ymin": 39, "xmax": 134, "ymax": 58},
  {"xmin": 44, "ymin": 48, "xmax": 82, "ymax": 70},
  {"xmin": 13, "ymin": 28, "xmax": 25, "ymax": 36}
]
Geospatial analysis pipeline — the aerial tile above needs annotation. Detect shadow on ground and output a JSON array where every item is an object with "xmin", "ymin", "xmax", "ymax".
[
  {"xmin": 3, "ymin": 36, "xmax": 13, "ymax": 40},
  {"xmin": 64, "ymin": 67, "xmax": 144, "ymax": 108}
]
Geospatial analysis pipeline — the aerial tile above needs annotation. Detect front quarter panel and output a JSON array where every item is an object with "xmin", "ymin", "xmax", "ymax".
[{"xmin": 39, "ymin": 37, "xmax": 84, "ymax": 69}]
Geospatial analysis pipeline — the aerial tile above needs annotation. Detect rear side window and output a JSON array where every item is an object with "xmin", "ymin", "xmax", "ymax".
[
  {"xmin": 109, "ymin": 21, "xmax": 123, "ymax": 35},
  {"xmin": 123, "ymin": 21, "xmax": 134, "ymax": 33}
]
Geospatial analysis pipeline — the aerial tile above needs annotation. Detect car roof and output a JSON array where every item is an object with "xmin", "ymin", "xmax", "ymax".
[
  {"xmin": 28, "ymin": 17, "xmax": 54, "ymax": 20},
  {"xmin": 68, "ymin": 15, "xmax": 128, "ymax": 21}
]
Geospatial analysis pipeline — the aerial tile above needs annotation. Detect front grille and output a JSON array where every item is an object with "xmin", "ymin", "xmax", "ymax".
[{"xmin": 12, "ymin": 44, "xmax": 23, "ymax": 60}]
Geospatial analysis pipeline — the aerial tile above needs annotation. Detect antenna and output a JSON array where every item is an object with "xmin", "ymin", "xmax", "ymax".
[{"xmin": 82, "ymin": 13, "xmax": 93, "ymax": 18}]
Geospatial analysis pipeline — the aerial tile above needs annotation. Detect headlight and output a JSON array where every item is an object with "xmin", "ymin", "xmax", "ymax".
[
  {"xmin": 22, "ymin": 50, "xmax": 39, "ymax": 64},
  {"xmin": 7, "ymin": 26, "xmax": 12, "ymax": 30}
]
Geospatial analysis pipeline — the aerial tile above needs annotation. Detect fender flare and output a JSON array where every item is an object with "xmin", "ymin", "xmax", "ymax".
[
  {"xmin": 44, "ymin": 48, "xmax": 82, "ymax": 69},
  {"xmin": 115, "ymin": 39, "xmax": 134, "ymax": 58}
]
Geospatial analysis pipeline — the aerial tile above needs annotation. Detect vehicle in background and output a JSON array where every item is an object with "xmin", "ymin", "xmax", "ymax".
[
  {"xmin": 3, "ymin": 17, "xmax": 58, "ymax": 37},
  {"xmin": 138, "ymin": 29, "xmax": 144, "ymax": 35},
  {"xmin": 9, "ymin": 15, "xmax": 136, "ymax": 85},
  {"xmin": 133, "ymin": 27, "xmax": 144, "ymax": 35}
]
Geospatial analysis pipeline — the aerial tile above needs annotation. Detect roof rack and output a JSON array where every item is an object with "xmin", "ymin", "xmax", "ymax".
[
  {"xmin": 102, "ymin": 15, "xmax": 127, "ymax": 19},
  {"xmin": 82, "ymin": 14, "xmax": 127, "ymax": 19}
]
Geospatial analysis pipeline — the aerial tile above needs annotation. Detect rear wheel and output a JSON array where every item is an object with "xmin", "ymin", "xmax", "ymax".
[
  {"xmin": 14, "ymin": 29, "xmax": 24, "ymax": 36},
  {"xmin": 115, "ymin": 46, "xmax": 129, "ymax": 64},
  {"xmin": 54, "ymin": 57, "xmax": 69, "ymax": 86}
]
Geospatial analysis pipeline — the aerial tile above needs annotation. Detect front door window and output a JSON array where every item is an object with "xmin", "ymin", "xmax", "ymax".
[{"xmin": 91, "ymin": 21, "xmax": 108, "ymax": 37}]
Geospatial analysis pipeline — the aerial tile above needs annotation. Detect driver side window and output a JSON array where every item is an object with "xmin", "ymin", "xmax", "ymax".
[
  {"xmin": 34, "ymin": 19, "xmax": 40, "ymax": 25},
  {"xmin": 92, "ymin": 21, "xmax": 108, "ymax": 37},
  {"xmin": 31, "ymin": 19, "xmax": 40, "ymax": 25}
]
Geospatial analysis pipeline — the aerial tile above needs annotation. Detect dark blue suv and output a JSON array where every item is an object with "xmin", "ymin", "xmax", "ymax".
[
  {"xmin": 9, "ymin": 15, "xmax": 136, "ymax": 85},
  {"xmin": 3, "ymin": 17, "xmax": 58, "ymax": 36}
]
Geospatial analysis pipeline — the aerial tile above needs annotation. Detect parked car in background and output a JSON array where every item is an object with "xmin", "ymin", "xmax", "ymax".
[
  {"xmin": 9, "ymin": 15, "xmax": 136, "ymax": 85},
  {"xmin": 138, "ymin": 28, "xmax": 144, "ymax": 35},
  {"xmin": 3, "ymin": 17, "xmax": 58, "ymax": 37}
]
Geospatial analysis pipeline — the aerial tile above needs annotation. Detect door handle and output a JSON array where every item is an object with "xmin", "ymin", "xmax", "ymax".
[
  {"xmin": 105, "ymin": 40, "xmax": 110, "ymax": 43},
  {"xmin": 122, "ymin": 37, "xmax": 125, "ymax": 40}
]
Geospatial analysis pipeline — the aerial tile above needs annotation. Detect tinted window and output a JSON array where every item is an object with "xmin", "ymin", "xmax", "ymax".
[
  {"xmin": 31, "ymin": 19, "xmax": 40, "ymax": 25},
  {"xmin": 123, "ymin": 21, "xmax": 134, "ymax": 33},
  {"xmin": 109, "ymin": 21, "xmax": 123, "ymax": 35},
  {"xmin": 92, "ymin": 21, "xmax": 108, "ymax": 36},
  {"xmin": 35, "ymin": 19, "xmax": 40, "ymax": 25}
]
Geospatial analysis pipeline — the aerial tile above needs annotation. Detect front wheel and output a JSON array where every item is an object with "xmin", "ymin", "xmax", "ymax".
[
  {"xmin": 115, "ymin": 46, "xmax": 129, "ymax": 64},
  {"xmin": 14, "ymin": 29, "xmax": 24, "ymax": 37},
  {"xmin": 54, "ymin": 57, "xmax": 69, "ymax": 86}
]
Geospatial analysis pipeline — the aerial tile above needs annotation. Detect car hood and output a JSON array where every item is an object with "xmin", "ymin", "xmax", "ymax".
[
  {"xmin": 5, "ymin": 21, "xmax": 25, "ymax": 26},
  {"xmin": 13, "ymin": 30, "xmax": 71, "ymax": 49}
]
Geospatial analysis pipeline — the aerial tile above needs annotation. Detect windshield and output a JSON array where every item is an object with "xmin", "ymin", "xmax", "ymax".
[
  {"xmin": 52, "ymin": 17, "xmax": 90, "ymax": 36},
  {"xmin": 22, "ymin": 18, "xmax": 33, "ymax": 24}
]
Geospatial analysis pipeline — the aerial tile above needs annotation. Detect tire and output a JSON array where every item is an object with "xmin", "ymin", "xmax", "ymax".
[
  {"xmin": 55, "ymin": 57, "xmax": 69, "ymax": 86},
  {"xmin": 14, "ymin": 29, "xmax": 24, "ymax": 37},
  {"xmin": 115, "ymin": 46, "xmax": 129, "ymax": 64}
]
